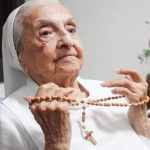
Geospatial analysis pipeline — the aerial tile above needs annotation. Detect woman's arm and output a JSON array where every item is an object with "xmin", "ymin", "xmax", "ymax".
[
  {"xmin": 128, "ymin": 104, "xmax": 150, "ymax": 139},
  {"xmin": 101, "ymin": 68, "xmax": 150, "ymax": 139}
]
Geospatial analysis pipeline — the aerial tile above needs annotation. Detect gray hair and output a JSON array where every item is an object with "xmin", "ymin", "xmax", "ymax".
[{"xmin": 13, "ymin": 0, "xmax": 60, "ymax": 54}]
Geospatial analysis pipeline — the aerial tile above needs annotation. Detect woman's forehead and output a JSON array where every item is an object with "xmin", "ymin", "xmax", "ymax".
[
  {"xmin": 24, "ymin": 2, "xmax": 72, "ymax": 24},
  {"xmin": 33, "ymin": 17, "xmax": 76, "ymax": 29}
]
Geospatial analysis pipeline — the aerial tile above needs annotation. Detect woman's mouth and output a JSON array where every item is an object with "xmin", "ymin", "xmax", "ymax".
[{"xmin": 56, "ymin": 54, "xmax": 77, "ymax": 61}]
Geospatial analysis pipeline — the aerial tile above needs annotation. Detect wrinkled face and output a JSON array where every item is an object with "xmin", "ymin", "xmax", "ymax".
[{"xmin": 19, "ymin": 2, "xmax": 84, "ymax": 85}]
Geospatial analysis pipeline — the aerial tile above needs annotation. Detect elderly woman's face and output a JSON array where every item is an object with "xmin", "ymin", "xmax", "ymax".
[{"xmin": 20, "ymin": 2, "xmax": 84, "ymax": 85}]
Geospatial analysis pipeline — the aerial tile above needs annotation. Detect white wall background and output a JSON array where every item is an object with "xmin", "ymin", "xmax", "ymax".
[{"xmin": 26, "ymin": 0, "xmax": 150, "ymax": 81}]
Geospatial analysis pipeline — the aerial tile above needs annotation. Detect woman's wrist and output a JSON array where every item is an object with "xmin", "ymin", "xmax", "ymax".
[
  {"xmin": 44, "ymin": 136, "xmax": 71, "ymax": 150},
  {"xmin": 44, "ymin": 143, "xmax": 70, "ymax": 150},
  {"xmin": 128, "ymin": 104, "xmax": 150, "ymax": 139},
  {"xmin": 128, "ymin": 107, "xmax": 150, "ymax": 139},
  {"xmin": 131, "ymin": 118, "xmax": 150, "ymax": 139}
]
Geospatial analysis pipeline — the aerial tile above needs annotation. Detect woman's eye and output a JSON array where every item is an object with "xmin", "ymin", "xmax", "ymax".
[
  {"xmin": 41, "ymin": 31, "xmax": 51, "ymax": 37},
  {"xmin": 67, "ymin": 27, "xmax": 76, "ymax": 34},
  {"xmin": 39, "ymin": 27, "xmax": 55, "ymax": 38}
]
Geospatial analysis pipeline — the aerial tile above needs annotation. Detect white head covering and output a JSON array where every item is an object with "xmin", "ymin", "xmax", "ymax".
[
  {"xmin": 2, "ymin": 0, "xmax": 60, "ymax": 98},
  {"xmin": 2, "ymin": 5, "xmax": 27, "ymax": 97}
]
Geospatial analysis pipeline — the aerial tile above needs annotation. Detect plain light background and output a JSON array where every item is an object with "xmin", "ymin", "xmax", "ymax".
[{"xmin": 26, "ymin": 0, "xmax": 150, "ymax": 81}]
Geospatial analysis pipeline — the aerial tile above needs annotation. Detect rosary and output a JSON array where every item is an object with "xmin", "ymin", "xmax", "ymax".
[{"xmin": 30, "ymin": 95, "xmax": 150, "ymax": 145}]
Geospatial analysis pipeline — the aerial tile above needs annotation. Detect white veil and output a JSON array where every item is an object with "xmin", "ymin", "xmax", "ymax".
[
  {"xmin": 2, "ymin": 0, "xmax": 60, "ymax": 98},
  {"xmin": 2, "ymin": 5, "xmax": 27, "ymax": 98}
]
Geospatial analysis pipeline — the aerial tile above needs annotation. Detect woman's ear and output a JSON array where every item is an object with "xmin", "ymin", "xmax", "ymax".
[{"xmin": 18, "ymin": 53, "xmax": 29, "ymax": 75}]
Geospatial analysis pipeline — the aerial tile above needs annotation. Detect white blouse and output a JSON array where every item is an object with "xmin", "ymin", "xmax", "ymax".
[{"xmin": 0, "ymin": 77, "xmax": 150, "ymax": 150}]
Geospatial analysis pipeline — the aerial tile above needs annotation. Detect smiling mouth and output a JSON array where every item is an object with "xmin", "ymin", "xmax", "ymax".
[{"xmin": 56, "ymin": 54, "xmax": 77, "ymax": 61}]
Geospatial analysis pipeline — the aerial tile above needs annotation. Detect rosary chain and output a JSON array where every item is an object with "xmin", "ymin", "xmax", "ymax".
[
  {"xmin": 29, "ymin": 95, "xmax": 150, "ymax": 107},
  {"xmin": 29, "ymin": 95, "xmax": 150, "ymax": 145}
]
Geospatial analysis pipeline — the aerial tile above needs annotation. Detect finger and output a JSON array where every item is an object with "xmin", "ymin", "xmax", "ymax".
[
  {"xmin": 36, "ymin": 83, "xmax": 59, "ymax": 97},
  {"xmin": 46, "ymin": 101, "xmax": 69, "ymax": 132},
  {"xmin": 56, "ymin": 87, "xmax": 74, "ymax": 97},
  {"xmin": 115, "ymin": 68, "xmax": 143, "ymax": 82},
  {"xmin": 23, "ymin": 96, "xmax": 33, "ymax": 103},
  {"xmin": 112, "ymin": 87, "xmax": 132, "ymax": 96},
  {"xmin": 102, "ymin": 79, "xmax": 146, "ymax": 97},
  {"xmin": 65, "ymin": 89, "xmax": 79, "ymax": 99},
  {"xmin": 36, "ymin": 100, "xmax": 48, "ymax": 112},
  {"xmin": 31, "ymin": 100, "xmax": 55, "ymax": 133},
  {"xmin": 38, "ymin": 101, "xmax": 53, "ymax": 133},
  {"xmin": 56, "ymin": 101, "xmax": 69, "ymax": 112},
  {"xmin": 101, "ymin": 78, "xmax": 132, "ymax": 88},
  {"xmin": 111, "ymin": 87, "xmax": 138, "ymax": 103},
  {"xmin": 55, "ymin": 102, "xmax": 70, "ymax": 129},
  {"xmin": 32, "ymin": 110, "xmax": 48, "ymax": 133},
  {"xmin": 47, "ymin": 100, "xmax": 57, "ymax": 111}
]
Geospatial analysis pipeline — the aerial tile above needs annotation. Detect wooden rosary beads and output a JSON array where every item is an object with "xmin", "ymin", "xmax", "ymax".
[
  {"xmin": 30, "ymin": 95, "xmax": 149, "ymax": 107},
  {"xmin": 29, "ymin": 95, "xmax": 150, "ymax": 145}
]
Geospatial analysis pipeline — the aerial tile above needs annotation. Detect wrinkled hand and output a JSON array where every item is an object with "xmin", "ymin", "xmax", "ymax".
[
  {"xmin": 24, "ymin": 82, "xmax": 85, "ymax": 150},
  {"xmin": 31, "ymin": 100, "xmax": 71, "ymax": 150},
  {"xmin": 35, "ymin": 82, "xmax": 85, "ymax": 99},
  {"xmin": 101, "ymin": 68, "xmax": 150, "ymax": 138}
]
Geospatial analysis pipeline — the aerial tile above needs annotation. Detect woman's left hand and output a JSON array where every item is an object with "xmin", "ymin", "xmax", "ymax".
[{"xmin": 101, "ymin": 68, "xmax": 150, "ymax": 139}]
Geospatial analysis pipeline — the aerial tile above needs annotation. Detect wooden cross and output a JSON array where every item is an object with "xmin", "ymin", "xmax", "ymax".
[{"xmin": 84, "ymin": 130, "xmax": 97, "ymax": 145}]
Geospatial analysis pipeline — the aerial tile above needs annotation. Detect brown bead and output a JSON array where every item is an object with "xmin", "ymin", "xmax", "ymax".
[
  {"xmin": 81, "ymin": 100, "xmax": 85, "ymax": 103},
  {"xmin": 95, "ymin": 103, "xmax": 99, "ymax": 106},
  {"xmin": 82, "ymin": 124, "xmax": 86, "ymax": 129},
  {"xmin": 100, "ymin": 98, "xmax": 104, "ymax": 101},
  {"xmin": 82, "ymin": 112, "xmax": 86, "ymax": 115},
  {"xmin": 45, "ymin": 96, "xmax": 50, "ymax": 100},
  {"xmin": 123, "ymin": 103, "xmax": 128, "ymax": 107},
  {"xmin": 76, "ymin": 102, "xmax": 79, "ymax": 105},
  {"xmin": 71, "ymin": 102, "xmax": 76, "ymax": 106},
  {"xmin": 82, "ymin": 106, "xmax": 86, "ymax": 110},
  {"xmin": 87, "ymin": 101, "xmax": 90, "ymax": 104},
  {"xmin": 62, "ymin": 97, "xmax": 67, "ymax": 101},
  {"xmin": 72, "ymin": 99, "xmax": 76, "ymax": 102},
  {"xmin": 106, "ymin": 103, "xmax": 111, "ymax": 106},
  {"xmin": 56, "ymin": 96, "xmax": 60, "ymax": 100},
  {"xmin": 104, "ymin": 103, "xmax": 107, "ymax": 106},
  {"xmin": 67, "ymin": 99, "xmax": 71, "ymax": 103},
  {"xmin": 112, "ymin": 103, "xmax": 116, "ymax": 106},
  {"xmin": 119, "ymin": 103, "xmax": 124, "ymax": 107},
  {"xmin": 34, "ymin": 97, "xmax": 40, "ymax": 101},
  {"xmin": 99, "ymin": 103, "xmax": 104, "ymax": 106},
  {"xmin": 82, "ymin": 118, "xmax": 86, "ymax": 122},
  {"xmin": 40, "ymin": 96, "xmax": 45, "ymax": 100}
]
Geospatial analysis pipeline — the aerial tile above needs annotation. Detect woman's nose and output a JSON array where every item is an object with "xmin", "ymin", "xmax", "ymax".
[{"xmin": 57, "ymin": 32, "xmax": 73, "ymax": 49}]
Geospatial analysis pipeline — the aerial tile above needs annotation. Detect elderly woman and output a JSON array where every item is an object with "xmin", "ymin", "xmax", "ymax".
[{"xmin": 1, "ymin": 0, "xmax": 150, "ymax": 150}]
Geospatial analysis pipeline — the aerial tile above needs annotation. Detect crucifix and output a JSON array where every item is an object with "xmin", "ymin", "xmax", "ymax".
[{"xmin": 84, "ymin": 130, "xmax": 97, "ymax": 145}]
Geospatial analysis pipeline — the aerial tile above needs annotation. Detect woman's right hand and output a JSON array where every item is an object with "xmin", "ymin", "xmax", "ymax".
[
  {"xmin": 24, "ymin": 82, "xmax": 83, "ymax": 150},
  {"xmin": 31, "ymin": 99, "xmax": 71, "ymax": 150}
]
